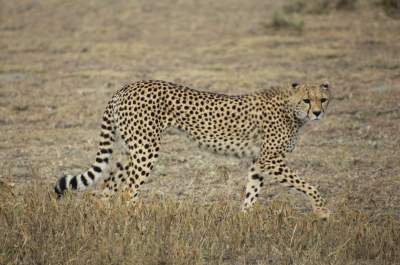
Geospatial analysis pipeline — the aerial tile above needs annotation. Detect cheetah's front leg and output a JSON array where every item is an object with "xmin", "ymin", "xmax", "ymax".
[
  {"xmin": 242, "ymin": 163, "xmax": 265, "ymax": 210},
  {"xmin": 242, "ymin": 157, "xmax": 330, "ymax": 220}
]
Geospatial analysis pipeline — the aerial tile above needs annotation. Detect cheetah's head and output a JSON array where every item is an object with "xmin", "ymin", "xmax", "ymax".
[{"xmin": 291, "ymin": 81, "xmax": 331, "ymax": 121}]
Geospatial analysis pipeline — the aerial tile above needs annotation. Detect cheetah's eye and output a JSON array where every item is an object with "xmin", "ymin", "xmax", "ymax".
[
  {"xmin": 320, "ymin": 98, "xmax": 328, "ymax": 103},
  {"xmin": 303, "ymin": 99, "xmax": 310, "ymax": 104}
]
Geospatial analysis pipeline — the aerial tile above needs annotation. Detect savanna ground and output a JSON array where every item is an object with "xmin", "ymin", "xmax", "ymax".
[{"xmin": 1, "ymin": 0, "xmax": 400, "ymax": 264}]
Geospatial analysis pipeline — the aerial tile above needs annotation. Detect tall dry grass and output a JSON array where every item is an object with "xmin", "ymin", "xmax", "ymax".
[{"xmin": 1, "ymin": 183, "xmax": 399, "ymax": 265}]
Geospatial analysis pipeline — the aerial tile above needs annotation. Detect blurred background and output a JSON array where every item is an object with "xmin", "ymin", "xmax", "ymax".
[{"xmin": 0, "ymin": 0, "xmax": 399, "ymax": 215}]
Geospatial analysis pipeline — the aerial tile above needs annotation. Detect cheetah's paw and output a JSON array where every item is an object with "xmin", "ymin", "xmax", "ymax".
[{"xmin": 313, "ymin": 207, "xmax": 331, "ymax": 221}]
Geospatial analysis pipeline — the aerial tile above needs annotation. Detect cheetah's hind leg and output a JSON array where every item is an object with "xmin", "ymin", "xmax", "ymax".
[{"xmin": 93, "ymin": 161, "xmax": 131, "ymax": 201}]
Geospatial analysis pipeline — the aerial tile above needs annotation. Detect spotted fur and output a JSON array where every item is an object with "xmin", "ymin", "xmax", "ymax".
[{"xmin": 54, "ymin": 80, "xmax": 331, "ymax": 219}]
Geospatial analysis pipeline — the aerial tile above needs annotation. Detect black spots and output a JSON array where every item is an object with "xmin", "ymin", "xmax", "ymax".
[
  {"xmin": 96, "ymin": 157, "xmax": 108, "ymax": 163},
  {"xmin": 93, "ymin": 166, "xmax": 102, "ymax": 173},
  {"xmin": 87, "ymin": 171, "xmax": 95, "ymax": 180},
  {"xmin": 100, "ymin": 141, "xmax": 111, "ymax": 146},
  {"xmin": 100, "ymin": 132, "xmax": 111, "ymax": 140},
  {"xmin": 70, "ymin": 177, "xmax": 78, "ymax": 190},
  {"xmin": 100, "ymin": 148, "xmax": 112, "ymax": 154},
  {"xmin": 251, "ymin": 174, "xmax": 263, "ymax": 181}
]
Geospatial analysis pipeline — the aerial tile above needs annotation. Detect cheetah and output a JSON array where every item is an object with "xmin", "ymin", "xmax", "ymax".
[{"xmin": 54, "ymin": 80, "xmax": 331, "ymax": 219}]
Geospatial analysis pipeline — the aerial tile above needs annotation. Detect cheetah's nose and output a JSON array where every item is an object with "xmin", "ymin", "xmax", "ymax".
[{"xmin": 313, "ymin": 111, "xmax": 321, "ymax": 117}]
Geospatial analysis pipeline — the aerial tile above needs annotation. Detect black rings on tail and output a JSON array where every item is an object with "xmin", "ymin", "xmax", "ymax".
[
  {"xmin": 54, "ymin": 174, "xmax": 68, "ymax": 198},
  {"xmin": 54, "ymin": 102, "xmax": 116, "ymax": 198}
]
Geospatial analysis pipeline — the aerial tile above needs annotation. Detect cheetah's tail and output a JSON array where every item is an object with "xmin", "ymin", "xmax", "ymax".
[{"xmin": 54, "ymin": 101, "xmax": 116, "ymax": 198}]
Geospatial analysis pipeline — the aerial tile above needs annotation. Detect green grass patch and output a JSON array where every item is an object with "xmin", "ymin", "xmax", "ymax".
[
  {"xmin": 283, "ymin": 0, "xmax": 358, "ymax": 14},
  {"xmin": 271, "ymin": 10, "xmax": 305, "ymax": 32}
]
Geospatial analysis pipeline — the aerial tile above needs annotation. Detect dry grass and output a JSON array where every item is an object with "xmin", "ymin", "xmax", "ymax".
[{"xmin": 1, "ymin": 184, "xmax": 399, "ymax": 265}]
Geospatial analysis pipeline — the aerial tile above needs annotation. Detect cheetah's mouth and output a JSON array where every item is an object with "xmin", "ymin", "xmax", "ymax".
[{"xmin": 310, "ymin": 116, "xmax": 321, "ymax": 121}]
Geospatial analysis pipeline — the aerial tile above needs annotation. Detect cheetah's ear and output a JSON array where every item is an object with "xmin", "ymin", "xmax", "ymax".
[
  {"xmin": 291, "ymin": 82, "xmax": 300, "ymax": 89},
  {"xmin": 320, "ymin": 81, "xmax": 329, "ymax": 90}
]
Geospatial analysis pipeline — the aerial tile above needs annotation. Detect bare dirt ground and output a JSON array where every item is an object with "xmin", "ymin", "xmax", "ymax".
[{"xmin": 1, "ymin": 0, "xmax": 400, "ymax": 264}]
